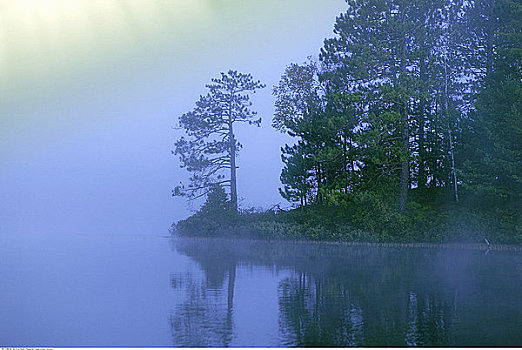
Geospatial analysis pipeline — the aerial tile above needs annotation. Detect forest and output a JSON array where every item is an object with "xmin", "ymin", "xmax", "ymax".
[{"xmin": 172, "ymin": 0, "xmax": 521, "ymax": 244}]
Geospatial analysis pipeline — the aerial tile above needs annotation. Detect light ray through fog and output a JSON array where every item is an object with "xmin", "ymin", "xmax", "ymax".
[
  {"xmin": 0, "ymin": 0, "xmax": 346, "ymax": 235},
  {"xmin": 0, "ymin": 0, "xmax": 209, "ymax": 93},
  {"xmin": 0, "ymin": 0, "xmax": 217, "ymax": 147}
]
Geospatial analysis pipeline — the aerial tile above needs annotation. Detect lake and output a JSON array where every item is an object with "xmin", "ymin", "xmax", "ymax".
[{"xmin": 1, "ymin": 233, "xmax": 521, "ymax": 347}]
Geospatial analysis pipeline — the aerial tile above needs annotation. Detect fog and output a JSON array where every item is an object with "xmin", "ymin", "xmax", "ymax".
[
  {"xmin": 0, "ymin": 0, "xmax": 346, "ymax": 236},
  {"xmin": 1, "ymin": 2, "xmax": 520, "ymax": 347}
]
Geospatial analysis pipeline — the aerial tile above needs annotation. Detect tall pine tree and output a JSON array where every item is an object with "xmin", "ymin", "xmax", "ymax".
[{"xmin": 173, "ymin": 70, "xmax": 265, "ymax": 212}]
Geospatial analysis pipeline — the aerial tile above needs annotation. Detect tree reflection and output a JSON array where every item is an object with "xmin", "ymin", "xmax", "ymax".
[
  {"xmin": 171, "ymin": 238, "xmax": 522, "ymax": 347},
  {"xmin": 169, "ymin": 241, "xmax": 237, "ymax": 347},
  {"xmin": 276, "ymin": 250, "xmax": 460, "ymax": 347},
  {"xmin": 278, "ymin": 273, "xmax": 364, "ymax": 346},
  {"xmin": 405, "ymin": 290, "xmax": 459, "ymax": 346}
]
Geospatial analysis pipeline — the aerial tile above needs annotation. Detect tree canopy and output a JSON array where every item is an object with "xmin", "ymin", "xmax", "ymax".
[{"xmin": 274, "ymin": 0, "xmax": 521, "ymax": 227}]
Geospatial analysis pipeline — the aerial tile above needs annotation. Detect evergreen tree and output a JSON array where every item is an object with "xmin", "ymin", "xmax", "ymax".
[
  {"xmin": 279, "ymin": 144, "xmax": 316, "ymax": 206},
  {"xmin": 273, "ymin": 60, "xmax": 326, "ymax": 205},
  {"xmin": 461, "ymin": 0, "xmax": 522, "ymax": 226},
  {"xmin": 200, "ymin": 184, "xmax": 231, "ymax": 217},
  {"xmin": 173, "ymin": 70, "xmax": 265, "ymax": 212},
  {"xmin": 320, "ymin": 0, "xmax": 432, "ymax": 210},
  {"xmin": 273, "ymin": 60, "xmax": 360, "ymax": 206}
]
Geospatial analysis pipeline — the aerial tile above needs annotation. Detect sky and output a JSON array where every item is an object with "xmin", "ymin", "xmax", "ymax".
[{"xmin": 0, "ymin": 0, "xmax": 347, "ymax": 236}]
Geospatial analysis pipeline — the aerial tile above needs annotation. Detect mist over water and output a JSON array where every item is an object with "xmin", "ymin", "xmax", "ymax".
[
  {"xmin": 171, "ymin": 238, "xmax": 522, "ymax": 347},
  {"xmin": 4, "ymin": 233, "xmax": 519, "ymax": 346}
]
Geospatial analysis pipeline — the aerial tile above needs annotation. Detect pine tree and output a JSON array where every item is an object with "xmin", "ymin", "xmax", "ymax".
[
  {"xmin": 279, "ymin": 144, "xmax": 316, "ymax": 206},
  {"xmin": 273, "ymin": 60, "xmax": 361, "ymax": 205},
  {"xmin": 173, "ymin": 70, "xmax": 265, "ymax": 212},
  {"xmin": 461, "ymin": 0, "xmax": 522, "ymax": 217},
  {"xmin": 273, "ymin": 60, "xmax": 326, "ymax": 205},
  {"xmin": 320, "ymin": 0, "xmax": 435, "ymax": 210}
]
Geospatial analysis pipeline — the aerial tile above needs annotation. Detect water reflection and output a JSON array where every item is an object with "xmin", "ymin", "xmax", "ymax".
[
  {"xmin": 169, "ymin": 247, "xmax": 237, "ymax": 347},
  {"xmin": 278, "ymin": 273, "xmax": 364, "ymax": 347},
  {"xmin": 170, "ymin": 238, "xmax": 522, "ymax": 347}
]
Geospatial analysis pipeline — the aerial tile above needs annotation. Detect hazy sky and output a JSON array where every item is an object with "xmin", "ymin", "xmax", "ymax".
[{"xmin": 0, "ymin": 0, "xmax": 347, "ymax": 236}]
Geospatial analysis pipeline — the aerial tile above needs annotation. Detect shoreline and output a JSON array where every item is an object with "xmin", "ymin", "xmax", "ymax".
[{"xmin": 171, "ymin": 234, "xmax": 522, "ymax": 252}]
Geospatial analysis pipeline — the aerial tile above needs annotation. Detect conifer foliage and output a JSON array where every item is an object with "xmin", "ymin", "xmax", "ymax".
[{"xmin": 274, "ymin": 0, "xmax": 521, "ymax": 223}]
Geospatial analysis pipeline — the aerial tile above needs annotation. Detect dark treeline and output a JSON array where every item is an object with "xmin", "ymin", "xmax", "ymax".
[{"xmin": 173, "ymin": 0, "xmax": 521, "ymax": 244}]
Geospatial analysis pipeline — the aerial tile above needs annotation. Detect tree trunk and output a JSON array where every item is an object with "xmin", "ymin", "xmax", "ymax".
[
  {"xmin": 418, "ymin": 54, "xmax": 427, "ymax": 191},
  {"xmin": 444, "ymin": 64, "xmax": 459, "ymax": 203},
  {"xmin": 447, "ymin": 124, "xmax": 459, "ymax": 203},
  {"xmin": 485, "ymin": 0, "xmax": 496, "ymax": 77},
  {"xmin": 315, "ymin": 164, "xmax": 322, "ymax": 203},
  {"xmin": 343, "ymin": 134, "xmax": 348, "ymax": 193},
  {"xmin": 399, "ymin": 36, "xmax": 409, "ymax": 212},
  {"xmin": 228, "ymin": 95, "xmax": 238, "ymax": 212},
  {"xmin": 400, "ymin": 109, "xmax": 409, "ymax": 212},
  {"xmin": 229, "ymin": 125, "xmax": 238, "ymax": 212}
]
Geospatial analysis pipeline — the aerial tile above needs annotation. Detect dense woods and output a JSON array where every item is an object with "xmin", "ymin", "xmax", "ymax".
[{"xmin": 174, "ymin": 0, "xmax": 521, "ymax": 244}]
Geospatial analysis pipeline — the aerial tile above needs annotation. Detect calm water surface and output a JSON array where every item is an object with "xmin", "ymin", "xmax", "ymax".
[{"xmin": 1, "ymin": 233, "xmax": 521, "ymax": 346}]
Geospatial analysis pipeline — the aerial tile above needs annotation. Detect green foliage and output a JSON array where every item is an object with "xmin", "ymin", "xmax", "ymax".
[
  {"xmin": 199, "ymin": 184, "xmax": 231, "ymax": 216},
  {"xmin": 174, "ymin": 196, "xmax": 521, "ymax": 244},
  {"xmin": 273, "ymin": 60, "xmax": 361, "ymax": 206},
  {"xmin": 173, "ymin": 0, "xmax": 521, "ymax": 245},
  {"xmin": 350, "ymin": 191, "xmax": 406, "ymax": 240},
  {"xmin": 458, "ymin": 0, "xmax": 522, "ymax": 239},
  {"xmin": 175, "ymin": 185, "xmax": 234, "ymax": 236},
  {"xmin": 279, "ymin": 144, "xmax": 316, "ymax": 205}
]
